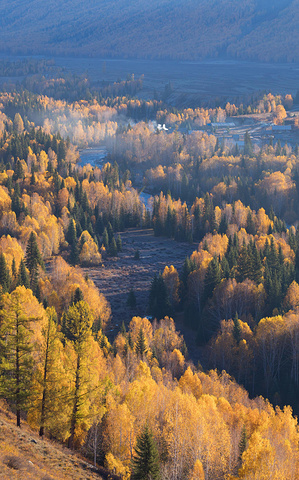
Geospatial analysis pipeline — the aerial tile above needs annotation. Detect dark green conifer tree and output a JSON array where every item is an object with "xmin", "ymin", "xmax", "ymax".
[
  {"xmin": 263, "ymin": 239, "xmax": 270, "ymax": 260},
  {"xmin": 73, "ymin": 287, "xmax": 84, "ymax": 304},
  {"xmin": 244, "ymin": 131, "xmax": 253, "ymax": 156},
  {"xmin": 67, "ymin": 219, "xmax": 79, "ymax": 265},
  {"xmin": 180, "ymin": 257, "xmax": 196, "ymax": 303},
  {"xmin": 107, "ymin": 222, "xmax": 114, "ymax": 242},
  {"xmin": 25, "ymin": 232, "xmax": 44, "ymax": 295},
  {"xmin": 246, "ymin": 211, "xmax": 255, "ymax": 235},
  {"xmin": 131, "ymin": 425, "xmax": 161, "ymax": 480},
  {"xmin": 165, "ymin": 207, "xmax": 175, "ymax": 238},
  {"xmin": 11, "ymin": 187, "xmax": 22, "ymax": 218},
  {"xmin": 102, "ymin": 228, "xmax": 109, "ymax": 249},
  {"xmin": 25, "ymin": 231, "xmax": 44, "ymax": 274},
  {"xmin": 66, "ymin": 218, "xmax": 77, "ymax": 245},
  {"xmin": 128, "ymin": 332, "xmax": 133, "ymax": 349},
  {"xmin": 233, "ymin": 313, "xmax": 241, "ymax": 344},
  {"xmin": 14, "ymin": 159, "xmax": 24, "ymax": 180},
  {"xmin": 236, "ymin": 245, "xmax": 251, "ymax": 282},
  {"xmin": 11, "ymin": 257, "xmax": 17, "ymax": 279},
  {"xmin": 268, "ymin": 237, "xmax": 279, "ymax": 273},
  {"xmin": 17, "ymin": 259, "xmax": 30, "ymax": 289},
  {"xmin": 135, "ymin": 328, "xmax": 147, "ymax": 358},
  {"xmin": 134, "ymin": 249, "xmax": 140, "ymax": 260},
  {"xmin": 238, "ymin": 424, "xmax": 248, "ymax": 466},
  {"xmin": 219, "ymin": 215, "xmax": 228, "ymax": 234},
  {"xmin": 149, "ymin": 274, "xmax": 170, "ymax": 320},
  {"xmin": 0, "ymin": 253, "xmax": 11, "ymax": 292},
  {"xmin": 251, "ymin": 243, "xmax": 263, "ymax": 284},
  {"xmin": 127, "ymin": 288, "xmax": 137, "ymax": 308},
  {"xmin": 203, "ymin": 256, "xmax": 221, "ymax": 301},
  {"xmin": 116, "ymin": 234, "xmax": 122, "ymax": 252},
  {"xmin": 109, "ymin": 237, "xmax": 118, "ymax": 257},
  {"xmin": 30, "ymin": 172, "xmax": 36, "ymax": 185},
  {"xmin": 275, "ymin": 140, "xmax": 281, "ymax": 156},
  {"xmin": 221, "ymin": 256, "xmax": 230, "ymax": 279}
]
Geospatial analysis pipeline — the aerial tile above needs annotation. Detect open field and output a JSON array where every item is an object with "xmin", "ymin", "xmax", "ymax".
[
  {"xmin": 1, "ymin": 55, "xmax": 299, "ymax": 107},
  {"xmin": 31, "ymin": 57, "xmax": 299, "ymax": 105},
  {"xmin": 84, "ymin": 228, "xmax": 195, "ymax": 334}
]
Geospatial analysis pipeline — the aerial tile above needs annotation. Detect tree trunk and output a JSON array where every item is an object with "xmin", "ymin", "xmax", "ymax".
[
  {"xmin": 68, "ymin": 352, "xmax": 81, "ymax": 448},
  {"xmin": 16, "ymin": 313, "xmax": 21, "ymax": 428},
  {"xmin": 39, "ymin": 320, "xmax": 51, "ymax": 437}
]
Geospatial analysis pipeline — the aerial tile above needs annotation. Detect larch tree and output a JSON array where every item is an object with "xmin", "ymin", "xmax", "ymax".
[
  {"xmin": 13, "ymin": 113, "xmax": 24, "ymax": 135},
  {"xmin": 189, "ymin": 459, "xmax": 205, "ymax": 480},
  {"xmin": 62, "ymin": 300, "xmax": 94, "ymax": 448},
  {"xmin": 0, "ymin": 286, "xmax": 42, "ymax": 427},
  {"xmin": 37, "ymin": 307, "xmax": 64, "ymax": 437},
  {"xmin": 162, "ymin": 265, "xmax": 180, "ymax": 309}
]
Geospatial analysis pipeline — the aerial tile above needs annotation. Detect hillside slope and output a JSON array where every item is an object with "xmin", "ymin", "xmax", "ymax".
[
  {"xmin": 0, "ymin": 0, "xmax": 298, "ymax": 62},
  {"xmin": 0, "ymin": 403, "xmax": 112, "ymax": 480}
]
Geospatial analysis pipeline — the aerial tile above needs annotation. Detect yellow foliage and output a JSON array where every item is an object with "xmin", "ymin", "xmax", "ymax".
[
  {"xmin": 135, "ymin": 360, "xmax": 152, "ymax": 379},
  {"xmin": 105, "ymin": 403, "xmax": 135, "ymax": 466},
  {"xmin": 0, "ymin": 185, "xmax": 11, "ymax": 212},
  {"xmin": 129, "ymin": 316, "xmax": 153, "ymax": 346},
  {"xmin": 79, "ymin": 230, "xmax": 102, "ymax": 266},
  {"xmin": 105, "ymin": 453, "xmax": 130, "ymax": 479},
  {"xmin": 151, "ymin": 317, "xmax": 184, "ymax": 368},
  {"xmin": 189, "ymin": 459, "xmax": 205, "ymax": 480},
  {"xmin": 47, "ymin": 256, "xmax": 111, "ymax": 326},
  {"xmin": 284, "ymin": 281, "xmax": 299, "ymax": 311},
  {"xmin": 0, "ymin": 235, "xmax": 24, "ymax": 272},
  {"xmin": 199, "ymin": 233, "xmax": 228, "ymax": 259},
  {"xmin": 179, "ymin": 367, "xmax": 202, "ymax": 399},
  {"xmin": 169, "ymin": 349, "xmax": 185, "ymax": 378},
  {"xmin": 162, "ymin": 265, "xmax": 180, "ymax": 307}
]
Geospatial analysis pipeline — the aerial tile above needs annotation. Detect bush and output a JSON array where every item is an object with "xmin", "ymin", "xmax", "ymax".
[{"xmin": 4, "ymin": 455, "xmax": 24, "ymax": 470}]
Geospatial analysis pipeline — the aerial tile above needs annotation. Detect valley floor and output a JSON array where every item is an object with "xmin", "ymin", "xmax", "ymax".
[{"xmin": 84, "ymin": 228, "xmax": 194, "ymax": 331}]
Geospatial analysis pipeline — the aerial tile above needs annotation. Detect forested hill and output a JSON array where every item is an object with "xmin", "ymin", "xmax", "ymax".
[{"xmin": 0, "ymin": 0, "xmax": 298, "ymax": 62}]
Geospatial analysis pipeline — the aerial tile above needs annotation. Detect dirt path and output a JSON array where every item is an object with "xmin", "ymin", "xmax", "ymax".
[{"xmin": 84, "ymin": 228, "xmax": 196, "ymax": 334}]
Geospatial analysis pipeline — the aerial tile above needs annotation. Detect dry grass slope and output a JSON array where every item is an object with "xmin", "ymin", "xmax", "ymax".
[{"xmin": 0, "ymin": 402, "xmax": 111, "ymax": 480}]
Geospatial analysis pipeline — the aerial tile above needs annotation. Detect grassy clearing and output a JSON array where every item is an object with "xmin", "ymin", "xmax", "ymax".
[{"xmin": 85, "ymin": 228, "xmax": 195, "ymax": 334}]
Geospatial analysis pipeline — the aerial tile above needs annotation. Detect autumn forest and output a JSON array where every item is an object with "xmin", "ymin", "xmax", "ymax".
[{"xmin": 0, "ymin": 48, "xmax": 299, "ymax": 480}]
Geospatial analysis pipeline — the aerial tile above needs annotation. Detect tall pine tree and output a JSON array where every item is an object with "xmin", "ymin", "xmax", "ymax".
[
  {"xmin": 62, "ymin": 301, "xmax": 94, "ymax": 448},
  {"xmin": 0, "ymin": 287, "xmax": 39, "ymax": 427},
  {"xmin": 131, "ymin": 424, "xmax": 161, "ymax": 480}
]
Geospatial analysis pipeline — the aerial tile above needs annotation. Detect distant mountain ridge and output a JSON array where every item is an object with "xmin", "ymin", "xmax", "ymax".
[{"xmin": 0, "ymin": 0, "xmax": 298, "ymax": 62}]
